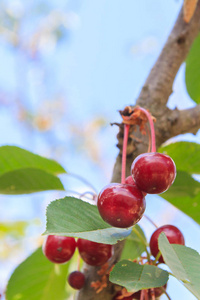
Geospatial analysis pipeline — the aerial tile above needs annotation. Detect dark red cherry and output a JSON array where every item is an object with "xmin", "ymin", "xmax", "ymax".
[
  {"xmin": 125, "ymin": 176, "xmax": 137, "ymax": 186},
  {"xmin": 42, "ymin": 235, "xmax": 76, "ymax": 264},
  {"xmin": 150, "ymin": 225, "xmax": 185, "ymax": 263},
  {"xmin": 131, "ymin": 152, "xmax": 176, "ymax": 194},
  {"xmin": 68, "ymin": 271, "xmax": 85, "ymax": 289},
  {"xmin": 97, "ymin": 183, "xmax": 146, "ymax": 228},
  {"xmin": 77, "ymin": 238, "xmax": 112, "ymax": 266},
  {"xmin": 125, "ymin": 176, "xmax": 147, "ymax": 196}
]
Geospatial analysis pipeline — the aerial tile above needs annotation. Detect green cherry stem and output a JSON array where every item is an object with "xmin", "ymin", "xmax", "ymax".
[
  {"xmin": 121, "ymin": 124, "xmax": 130, "ymax": 184},
  {"xmin": 136, "ymin": 107, "xmax": 156, "ymax": 152}
]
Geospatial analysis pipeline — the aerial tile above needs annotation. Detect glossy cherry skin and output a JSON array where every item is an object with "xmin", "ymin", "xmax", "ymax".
[
  {"xmin": 97, "ymin": 183, "xmax": 146, "ymax": 228},
  {"xmin": 68, "ymin": 271, "xmax": 85, "ymax": 289},
  {"xmin": 125, "ymin": 176, "xmax": 137, "ymax": 186},
  {"xmin": 77, "ymin": 238, "xmax": 112, "ymax": 266},
  {"xmin": 125, "ymin": 176, "xmax": 147, "ymax": 196},
  {"xmin": 42, "ymin": 235, "xmax": 76, "ymax": 264},
  {"xmin": 131, "ymin": 152, "xmax": 176, "ymax": 194},
  {"xmin": 150, "ymin": 225, "xmax": 185, "ymax": 263}
]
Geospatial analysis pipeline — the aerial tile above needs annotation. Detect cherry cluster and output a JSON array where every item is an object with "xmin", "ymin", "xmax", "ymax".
[
  {"xmin": 42, "ymin": 235, "xmax": 112, "ymax": 290},
  {"xmin": 42, "ymin": 107, "xmax": 185, "ymax": 299},
  {"xmin": 97, "ymin": 151, "xmax": 176, "ymax": 229},
  {"xmin": 112, "ymin": 224, "xmax": 185, "ymax": 300}
]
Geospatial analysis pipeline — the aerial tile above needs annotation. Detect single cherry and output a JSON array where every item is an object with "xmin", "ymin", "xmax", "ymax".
[
  {"xmin": 68, "ymin": 271, "xmax": 85, "ymax": 289},
  {"xmin": 43, "ymin": 235, "xmax": 76, "ymax": 264},
  {"xmin": 150, "ymin": 225, "xmax": 185, "ymax": 263},
  {"xmin": 97, "ymin": 183, "xmax": 146, "ymax": 228},
  {"xmin": 125, "ymin": 176, "xmax": 137, "ymax": 186},
  {"xmin": 125, "ymin": 176, "xmax": 147, "ymax": 196},
  {"xmin": 131, "ymin": 152, "xmax": 176, "ymax": 194},
  {"xmin": 77, "ymin": 238, "xmax": 112, "ymax": 266}
]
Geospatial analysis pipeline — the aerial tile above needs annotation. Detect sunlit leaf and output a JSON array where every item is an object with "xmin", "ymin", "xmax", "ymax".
[
  {"xmin": 159, "ymin": 142, "xmax": 200, "ymax": 174},
  {"xmin": 44, "ymin": 197, "xmax": 132, "ymax": 244},
  {"xmin": 185, "ymin": 33, "xmax": 200, "ymax": 103},
  {"xmin": 0, "ymin": 168, "xmax": 64, "ymax": 194},
  {"xmin": 0, "ymin": 145, "xmax": 66, "ymax": 176},
  {"xmin": 6, "ymin": 247, "xmax": 70, "ymax": 300},
  {"xmin": 110, "ymin": 260, "xmax": 169, "ymax": 292},
  {"xmin": 159, "ymin": 172, "xmax": 200, "ymax": 224},
  {"xmin": 158, "ymin": 233, "xmax": 200, "ymax": 298}
]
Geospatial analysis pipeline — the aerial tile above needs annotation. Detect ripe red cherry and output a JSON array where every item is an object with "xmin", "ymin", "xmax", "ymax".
[
  {"xmin": 125, "ymin": 176, "xmax": 147, "ymax": 196},
  {"xmin": 131, "ymin": 152, "xmax": 176, "ymax": 194},
  {"xmin": 77, "ymin": 238, "xmax": 112, "ymax": 266},
  {"xmin": 150, "ymin": 225, "xmax": 185, "ymax": 263},
  {"xmin": 97, "ymin": 183, "xmax": 146, "ymax": 228},
  {"xmin": 68, "ymin": 271, "xmax": 85, "ymax": 289},
  {"xmin": 43, "ymin": 235, "xmax": 76, "ymax": 264},
  {"xmin": 125, "ymin": 176, "xmax": 137, "ymax": 186}
]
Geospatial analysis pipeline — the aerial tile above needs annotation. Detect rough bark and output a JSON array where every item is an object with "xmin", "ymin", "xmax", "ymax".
[{"xmin": 76, "ymin": 2, "xmax": 200, "ymax": 299}]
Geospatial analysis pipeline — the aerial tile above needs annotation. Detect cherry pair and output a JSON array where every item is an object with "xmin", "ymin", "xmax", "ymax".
[
  {"xmin": 97, "ymin": 152, "xmax": 176, "ymax": 229},
  {"xmin": 43, "ymin": 235, "xmax": 112, "ymax": 289}
]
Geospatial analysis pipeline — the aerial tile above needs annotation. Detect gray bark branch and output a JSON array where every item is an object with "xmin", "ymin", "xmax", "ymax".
[{"xmin": 76, "ymin": 2, "xmax": 200, "ymax": 299}]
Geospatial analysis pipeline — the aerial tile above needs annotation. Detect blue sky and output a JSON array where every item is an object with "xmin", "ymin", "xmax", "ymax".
[{"xmin": 0, "ymin": 1, "xmax": 199, "ymax": 299}]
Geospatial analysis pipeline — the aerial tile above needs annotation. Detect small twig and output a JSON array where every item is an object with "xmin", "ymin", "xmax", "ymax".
[
  {"xmin": 121, "ymin": 124, "xmax": 130, "ymax": 184},
  {"xmin": 67, "ymin": 172, "xmax": 98, "ymax": 193},
  {"xmin": 143, "ymin": 215, "xmax": 159, "ymax": 229}
]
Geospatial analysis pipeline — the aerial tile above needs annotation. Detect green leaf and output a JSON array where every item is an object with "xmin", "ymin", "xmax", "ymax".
[
  {"xmin": 0, "ymin": 168, "xmax": 64, "ymax": 194},
  {"xmin": 160, "ymin": 171, "xmax": 200, "ymax": 224},
  {"xmin": 44, "ymin": 197, "xmax": 132, "ymax": 244},
  {"xmin": 159, "ymin": 142, "xmax": 200, "ymax": 175},
  {"xmin": 161, "ymin": 171, "xmax": 200, "ymax": 198},
  {"xmin": 0, "ymin": 145, "xmax": 66, "ymax": 175},
  {"xmin": 110, "ymin": 260, "xmax": 169, "ymax": 292},
  {"xmin": 121, "ymin": 225, "xmax": 147, "ymax": 260},
  {"xmin": 158, "ymin": 233, "xmax": 200, "ymax": 299},
  {"xmin": 6, "ymin": 247, "xmax": 70, "ymax": 300},
  {"xmin": 185, "ymin": 33, "xmax": 200, "ymax": 104}
]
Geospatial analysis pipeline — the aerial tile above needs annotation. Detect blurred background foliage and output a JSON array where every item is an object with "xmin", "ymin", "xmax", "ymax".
[{"xmin": 0, "ymin": 0, "xmax": 199, "ymax": 299}]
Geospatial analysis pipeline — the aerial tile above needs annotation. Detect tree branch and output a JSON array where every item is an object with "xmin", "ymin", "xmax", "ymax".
[
  {"xmin": 137, "ymin": 0, "xmax": 200, "ymax": 114},
  {"xmin": 76, "ymin": 2, "xmax": 200, "ymax": 299},
  {"xmin": 168, "ymin": 104, "xmax": 200, "ymax": 138}
]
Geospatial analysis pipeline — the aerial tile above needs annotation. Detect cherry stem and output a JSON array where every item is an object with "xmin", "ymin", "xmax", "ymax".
[
  {"xmin": 77, "ymin": 254, "xmax": 81, "ymax": 271},
  {"xmin": 143, "ymin": 214, "xmax": 159, "ymax": 229},
  {"xmin": 162, "ymin": 289, "xmax": 172, "ymax": 300},
  {"xmin": 150, "ymin": 288, "xmax": 156, "ymax": 300},
  {"xmin": 79, "ymin": 191, "xmax": 97, "ymax": 200},
  {"xmin": 153, "ymin": 251, "xmax": 162, "ymax": 264},
  {"xmin": 136, "ymin": 106, "xmax": 156, "ymax": 152},
  {"xmin": 140, "ymin": 290, "xmax": 145, "ymax": 300},
  {"xmin": 121, "ymin": 124, "xmax": 130, "ymax": 184},
  {"xmin": 146, "ymin": 124, "xmax": 151, "ymax": 153},
  {"xmin": 132, "ymin": 227, "xmax": 151, "ymax": 263},
  {"xmin": 67, "ymin": 172, "xmax": 98, "ymax": 193}
]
